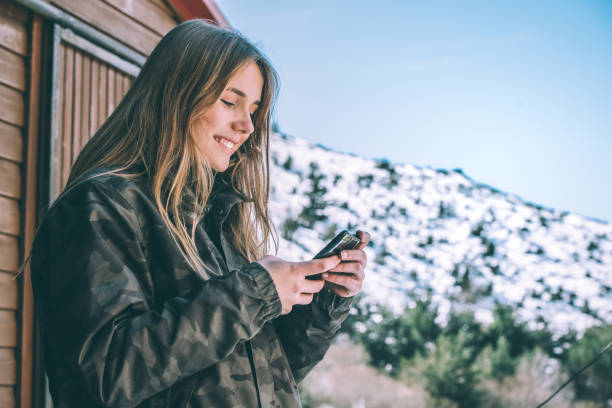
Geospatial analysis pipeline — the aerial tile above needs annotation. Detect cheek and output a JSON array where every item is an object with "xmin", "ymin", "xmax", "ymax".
[
  {"xmin": 200, "ymin": 105, "xmax": 225, "ymax": 129},
  {"xmin": 191, "ymin": 117, "xmax": 211, "ymax": 143}
]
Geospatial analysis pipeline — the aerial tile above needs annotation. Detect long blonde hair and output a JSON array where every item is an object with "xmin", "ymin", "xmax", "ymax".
[{"xmin": 66, "ymin": 20, "xmax": 279, "ymax": 277}]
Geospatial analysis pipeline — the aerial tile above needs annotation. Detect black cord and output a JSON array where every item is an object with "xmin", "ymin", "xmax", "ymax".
[{"xmin": 535, "ymin": 340, "xmax": 612, "ymax": 408}]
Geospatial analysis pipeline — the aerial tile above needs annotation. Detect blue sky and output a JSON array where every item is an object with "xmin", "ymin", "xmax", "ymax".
[{"xmin": 218, "ymin": 1, "xmax": 612, "ymax": 222}]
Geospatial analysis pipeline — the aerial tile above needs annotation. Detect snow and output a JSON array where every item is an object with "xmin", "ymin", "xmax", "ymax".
[{"xmin": 269, "ymin": 132, "xmax": 612, "ymax": 334}]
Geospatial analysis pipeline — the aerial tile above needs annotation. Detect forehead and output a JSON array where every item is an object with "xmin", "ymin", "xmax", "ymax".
[{"xmin": 225, "ymin": 60, "xmax": 264, "ymax": 103}]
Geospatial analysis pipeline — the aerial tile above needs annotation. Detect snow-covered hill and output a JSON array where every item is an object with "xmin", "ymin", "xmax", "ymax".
[{"xmin": 269, "ymin": 133, "xmax": 611, "ymax": 335}]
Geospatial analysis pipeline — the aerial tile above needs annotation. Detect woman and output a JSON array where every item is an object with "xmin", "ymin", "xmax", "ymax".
[{"xmin": 29, "ymin": 20, "xmax": 369, "ymax": 407}]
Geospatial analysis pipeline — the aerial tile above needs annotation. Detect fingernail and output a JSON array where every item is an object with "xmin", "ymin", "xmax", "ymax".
[
  {"xmin": 340, "ymin": 251, "xmax": 346, "ymax": 260},
  {"xmin": 322, "ymin": 273, "xmax": 329, "ymax": 278}
]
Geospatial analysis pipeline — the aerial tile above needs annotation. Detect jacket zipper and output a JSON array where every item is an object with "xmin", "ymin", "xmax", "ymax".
[{"xmin": 245, "ymin": 340, "xmax": 263, "ymax": 408}]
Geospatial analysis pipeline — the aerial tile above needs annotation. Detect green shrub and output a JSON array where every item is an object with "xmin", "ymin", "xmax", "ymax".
[
  {"xmin": 485, "ymin": 304, "xmax": 553, "ymax": 359},
  {"xmin": 321, "ymin": 223, "xmax": 338, "ymax": 241},
  {"xmin": 299, "ymin": 387, "xmax": 314, "ymax": 408},
  {"xmin": 341, "ymin": 299, "xmax": 440, "ymax": 376},
  {"xmin": 563, "ymin": 324, "xmax": 612, "ymax": 403},
  {"xmin": 443, "ymin": 311, "xmax": 486, "ymax": 357},
  {"xmin": 299, "ymin": 162, "xmax": 328, "ymax": 227},
  {"xmin": 476, "ymin": 336, "xmax": 519, "ymax": 381},
  {"xmin": 376, "ymin": 158, "xmax": 399, "ymax": 187},
  {"xmin": 416, "ymin": 329, "xmax": 483, "ymax": 408},
  {"xmin": 438, "ymin": 201, "xmax": 456, "ymax": 218},
  {"xmin": 281, "ymin": 218, "xmax": 300, "ymax": 240},
  {"xmin": 357, "ymin": 174, "xmax": 374, "ymax": 188},
  {"xmin": 340, "ymin": 300, "xmax": 594, "ymax": 405}
]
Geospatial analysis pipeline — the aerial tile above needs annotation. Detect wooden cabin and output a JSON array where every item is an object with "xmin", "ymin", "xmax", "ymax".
[{"xmin": 0, "ymin": 1, "xmax": 229, "ymax": 406}]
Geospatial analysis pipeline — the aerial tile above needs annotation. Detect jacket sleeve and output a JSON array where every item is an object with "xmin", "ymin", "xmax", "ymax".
[
  {"xmin": 273, "ymin": 287, "xmax": 353, "ymax": 384},
  {"xmin": 30, "ymin": 179, "xmax": 282, "ymax": 407}
]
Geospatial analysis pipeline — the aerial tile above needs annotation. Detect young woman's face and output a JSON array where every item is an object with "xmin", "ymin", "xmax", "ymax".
[{"xmin": 191, "ymin": 60, "xmax": 264, "ymax": 172}]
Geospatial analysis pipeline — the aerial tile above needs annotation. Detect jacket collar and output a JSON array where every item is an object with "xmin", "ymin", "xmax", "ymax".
[
  {"xmin": 209, "ymin": 176, "xmax": 247, "ymax": 209},
  {"xmin": 182, "ymin": 175, "xmax": 247, "ymax": 224}
]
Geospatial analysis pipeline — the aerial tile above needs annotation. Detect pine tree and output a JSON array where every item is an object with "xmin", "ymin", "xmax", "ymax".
[{"xmin": 299, "ymin": 162, "xmax": 328, "ymax": 227}]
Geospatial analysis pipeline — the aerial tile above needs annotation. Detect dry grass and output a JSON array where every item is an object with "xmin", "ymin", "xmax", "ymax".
[
  {"xmin": 301, "ymin": 341, "xmax": 604, "ymax": 408},
  {"xmin": 301, "ymin": 336, "xmax": 428, "ymax": 408},
  {"xmin": 479, "ymin": 350, "xmax": 599, "ymax": 408}
]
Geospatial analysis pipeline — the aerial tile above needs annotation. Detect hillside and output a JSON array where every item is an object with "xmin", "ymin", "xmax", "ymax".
[{"xmin": 269, "ymin": 133, "xmax": 612, "ymax": 335}]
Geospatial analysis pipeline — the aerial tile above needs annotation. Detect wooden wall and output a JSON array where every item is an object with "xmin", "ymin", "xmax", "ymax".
[
  {"xmin": 0, "ymin": 1, "xmax": 29, "ymax": 407},
  {"xmin": 0, "ymin": 1, "xmax": 182, "ymax": 406},
  {"xmin": 0, "ymin": 0, "xmax": 235, "ymax": 404},
  {"xmin": 45, "ymin": 0, "xmax": 179, "ymax": 55},
  {"xmin": 53, "ymin": 41, "xmax": 134, "ymax": 196}
]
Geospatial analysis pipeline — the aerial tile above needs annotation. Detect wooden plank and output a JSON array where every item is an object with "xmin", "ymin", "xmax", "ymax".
[
  {"xmin": 0, "ymin": 272, "xmax": 17, "ymax": 309},
  {"xmin": 81, "ymin": 53, "xmax": 91, "ymax": 147},
  {"xmin": 98, "ymin": 63, "xmax": 108, "ymax": 128},
  {"xmin": 0, "ymin": 311, "xmax": 17, "ymax": 348},
  {"xmin": 0, "ymin": 159, "xmax": 21, "ymax": 199},
  {"xmin": 0, "ymin": 348, "xmax": 16, "ymax": 385},
  {"xmin": 89, "ymin": 58, "xmax": 99, "ymax": 138},
  {"xmin": 0, "ymin": 386, "xmax": 15, "ymax": 407},
  {"xmin": 0, "ymin": 84, "xmax": 24, "ymax": 127},
  {"xmin": 0, "ymin": 47, "xmax": 26, "ymax": 91},
  {"xmin": 148, "ymin": 0, "xmax": 177, "ymax": 19},
  {"xmin": 73, "ymin": 49, "xmax": 83, "ymax": 163},
  {"xmin": 55, "ymin": 39, "xmax": 65, "ymax": 199},
  {"xmin": 61, "ymin": 45, "xmax": 75, "ymax": 191},
  {"xmin": 114, "ymin": 71, "xmax": 123, "ymax": 108},
  {"xmin": 0, "ymin": 5, "xmax": 27, "ymax": 56},
  {"xmin": 56, "ymin": 42, "xmax": 63, "ymax": 197},
  {"xmin": 21, "ymin": 15, "xmax": 43, "ymax": 408},
  {"xmin": 104, "ymin": 0, "xmax": 176, "ymax": 37},
  {"xmin": 120, "ymin": 72, "xmax": 125, "ymax": 98},
  {"xmin": 123, "ymin": 74, "xmax": 131, "ymax": 98},
  {"xmin": 0, "ymin": 197, "xmax": 19, "ymax": 236},
  {"xmin": 107, "ymin": 68, "xmax": 115, "ymax": 115},
  {"xmin": 51, "ymin": 0, "xmax": 161, "ymax": 55},
  {"xmin": 0, "ymin": 235, "xmax": 18, "ymax": 273},
  {"xmin": 0, "ymin": 1, "xmax": 28, "ymax": 23},
  {"xmin": 0, "ymin": 121, "xmax": 22, "ymax": 163},
  {"xmin": 60, "ymin": 27, "xmax": 141, "ymax": 78}
]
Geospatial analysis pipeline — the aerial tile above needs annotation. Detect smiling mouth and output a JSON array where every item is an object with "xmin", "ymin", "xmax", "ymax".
[{"xmin": 214, "ymin": 136, "xmax": 235, "ymax": 150}]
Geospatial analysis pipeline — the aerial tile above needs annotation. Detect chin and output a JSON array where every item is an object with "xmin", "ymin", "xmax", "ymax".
[{"xmin": 211, "ymin": 162, "xmax": 230, "ymax": 172}]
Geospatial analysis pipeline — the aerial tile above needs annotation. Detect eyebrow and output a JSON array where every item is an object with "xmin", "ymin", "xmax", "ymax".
[{"xmin": 227, "ymin": 87, "xmax": 260, "ymax": 106}]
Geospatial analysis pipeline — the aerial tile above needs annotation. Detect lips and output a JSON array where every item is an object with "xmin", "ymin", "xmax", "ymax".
[{"xmin": 214, "ymin": 136, "xmax": 237, "ymax": 152}]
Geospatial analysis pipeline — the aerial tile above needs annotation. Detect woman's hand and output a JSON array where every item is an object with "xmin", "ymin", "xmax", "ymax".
[
  {"xmin": 322, "ymin": 230, "xmax": 370, "ymax": 298},
  {"xmin": 257, "ymin": 255, "xmax": 341, "ymax": 314}
]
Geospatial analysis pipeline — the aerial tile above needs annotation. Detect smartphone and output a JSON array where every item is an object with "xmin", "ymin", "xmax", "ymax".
[{"xmin": 307, "ymin": 230, "xmax": 361, "ymax": 280}]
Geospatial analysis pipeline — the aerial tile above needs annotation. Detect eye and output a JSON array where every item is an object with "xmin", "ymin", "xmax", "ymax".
[{"xmin": 221, "ymin": 99, "xmax": 235, "ymax": 107}]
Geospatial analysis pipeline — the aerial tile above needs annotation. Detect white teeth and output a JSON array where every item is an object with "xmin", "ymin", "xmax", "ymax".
[{"xmin": 216, "ymin": 137, "xmax": 234, "ymax": 149}]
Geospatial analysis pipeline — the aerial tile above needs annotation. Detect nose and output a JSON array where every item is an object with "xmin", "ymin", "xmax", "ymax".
[{"xmin": 233, "ymin": 110, "xmax": 254, "ymax": 136}]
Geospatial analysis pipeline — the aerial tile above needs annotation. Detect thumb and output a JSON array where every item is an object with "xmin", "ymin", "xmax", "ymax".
[{"xmin": 299, "ymin": 256, "xmax": 341, "ymax": 276}]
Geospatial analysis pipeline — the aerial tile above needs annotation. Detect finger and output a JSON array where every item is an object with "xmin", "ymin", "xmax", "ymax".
[
  {"xmin": 301, "ymin": 278, "xmax": 326, "ymax": 294},
  {"xmin": 355, "ymin": 230, "xmax": 371, "ymax": 250},
  {"xmin": 296, "ymin": 293, "xmax": 314, "ymax": 305},
  {"xmin": 296, "ymin": 256, "xmax": 341, "ymax": 276},
  {"xmin": 329, "ymin": 257, "xmax": 366, "ymax": 280},
  {"xmin": 325, "ymin": 281, "xmax": 353, "ymax": 298},
  {"xmin": 339, "ymin": 249, "xmax": 367, "ymax": 264},
  {"xmin": 323, "ymin": 272, "xmax": 362, "ymax": 292},
  {"xmin": 322, "ymin": 270, "xmax": 365, "ymax": 288},
  {"xmin": 324, "ymin": 271, "xmax": 358, "ymax": 286},
  {"xmin": 328, "ymin": 262, "xmax": 362, "ymax": 275},
  {"xmin": 281, "ymin": 304, "xmax": 293, "ymax": 315}
]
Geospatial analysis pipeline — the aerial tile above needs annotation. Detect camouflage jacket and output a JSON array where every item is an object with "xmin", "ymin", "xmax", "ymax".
[{"xmin": 30, "ymin": 170, "xmax": 352, "ymax": 407}]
